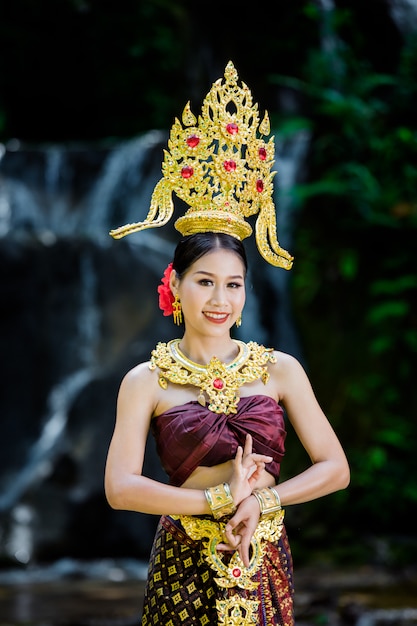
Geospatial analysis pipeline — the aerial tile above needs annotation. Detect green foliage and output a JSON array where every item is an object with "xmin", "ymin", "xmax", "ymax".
[
  {"xmin": 0, "ymin": 0, "xmax": 193, "ymax": 141},
  {"xmin": 274, "ymin": 6, "xmax": 417, "ymax": 557},
  {"xmin": 0, "ymin": 0, "xmax": 320, "ymax": 143}
]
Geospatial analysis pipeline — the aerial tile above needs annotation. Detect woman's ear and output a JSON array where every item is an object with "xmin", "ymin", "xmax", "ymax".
[{"xmin": 169, "ymin": 268, "xmax": 179, "ymax": 294}]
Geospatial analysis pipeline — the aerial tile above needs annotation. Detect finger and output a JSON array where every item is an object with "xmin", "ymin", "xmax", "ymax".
[
  {"xmin": 246, "ymin": 463, "xmax": 259, "ymax": 479},
  {"xmin": 237, "ymin": 526, "xmax": 255, "ymax": 568},
  {"xmin": 251, "ymin": 453, "xmax": 273, "ymax": 463},
  {"xmin": 248, "ymin": 467, "xmax": 263, "ymax": 486},
  {"xmin": 223, "ymin": 530, "xmax": 241, "ymax": 548},
  {"xmin": 234, "ymin": 445, "xmax": 243, "ymax": 464},
  {"xmin": 241, "ymin": 455, "xmax": 272, "ymax": 471},
  {"xmin": 224, "ymin": 515, "xmax": 242, "ymax": 533},
  {"xmin": 243, "ymin": 433, "xmax": 253, "ymax": 457},
  {"xmin": 224, "ymin": 519, "xmax": 243, "ymax": 546},
  {"xmin": 216, "ymin": 542, "xmax": 238, "ymax": 552},
  {"xmin": 238, "ymin": 541, "xmax": 251, "ymax": 568}
]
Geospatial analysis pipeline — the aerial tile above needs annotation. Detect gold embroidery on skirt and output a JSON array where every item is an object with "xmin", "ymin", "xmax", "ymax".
[
  {"xmin": 172, "ymin": 510, "xmax": 285, "ymax": 625},
  {"xmin": 217, "ymin": 593, "xmax": 260, "ymax": 625}
]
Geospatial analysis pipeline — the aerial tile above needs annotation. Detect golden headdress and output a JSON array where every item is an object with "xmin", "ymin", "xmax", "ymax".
[{"xmin": 109, "ymin": 61, "xmax": 293, "ymax": 269}]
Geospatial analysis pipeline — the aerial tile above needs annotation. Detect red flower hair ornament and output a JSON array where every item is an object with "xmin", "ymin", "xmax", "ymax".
[{"xmin": 157, "ymin": 263, "xmax": 175, "ymax": 316}]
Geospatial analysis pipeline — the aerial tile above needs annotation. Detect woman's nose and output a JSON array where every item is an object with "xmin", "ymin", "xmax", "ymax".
[{"xmin": 209, "ymin": 286, "xmax": 226, "ymax": 305}]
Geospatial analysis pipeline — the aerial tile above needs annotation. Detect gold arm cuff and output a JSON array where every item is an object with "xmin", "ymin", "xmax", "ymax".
[
  {"xmin": 205, "ymin": 482, "xmax": 237, "ymax": 520},
  {"xmin": 252, "ymin": 486, "xmax": 282, "ymax": 517}
]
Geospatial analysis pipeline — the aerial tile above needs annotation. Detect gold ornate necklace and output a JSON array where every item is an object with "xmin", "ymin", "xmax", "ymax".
[{"xmin": 149, "ymin": 339, "xmax": 276, "ymax": 414}]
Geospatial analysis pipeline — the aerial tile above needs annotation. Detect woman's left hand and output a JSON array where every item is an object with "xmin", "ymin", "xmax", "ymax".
[{"xmin": 216, "ymin": 495, "xmax": 260, "ymax": 568}]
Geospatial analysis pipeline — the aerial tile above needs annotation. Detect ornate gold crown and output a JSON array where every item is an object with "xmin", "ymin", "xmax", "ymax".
[{"xmin": 109, "ymin": 61, "xmax": 293, "ymax": 269}]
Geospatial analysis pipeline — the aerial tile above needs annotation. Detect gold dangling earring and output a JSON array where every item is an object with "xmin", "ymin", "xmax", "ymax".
[
  {"xmin": 172, "ymin": 294, "xmax": 183, "ymax": 325},
  {"xmin": 235, "ymin": 314, "xmax": 242, "ymax": 328}
]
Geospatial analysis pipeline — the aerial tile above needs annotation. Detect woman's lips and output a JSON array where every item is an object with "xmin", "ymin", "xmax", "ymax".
[{"xmin": 203, "ymin": 312, "xmax": 230, "ymax": 324}]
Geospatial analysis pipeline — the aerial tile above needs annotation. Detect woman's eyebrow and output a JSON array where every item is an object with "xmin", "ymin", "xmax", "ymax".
[{"xmin": 192, "ymin": 270, "xmax": 244, "ymax": 279}]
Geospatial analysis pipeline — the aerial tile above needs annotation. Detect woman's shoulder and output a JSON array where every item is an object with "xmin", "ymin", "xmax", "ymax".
[
  {"xmin": 119, "ymin": 359, "xmax": 160, "ymax": 397},
  {"xmin": 115, "ymin": 359, "xmax": 164, "ymax": 419},
  {"xmin": 267, "ymin": 349, "xmax": 316, "ymax": 405},
  {"xmin": 271, "ymin": 348, "xmax": 302, "ymax": 366},
  {"xmin": 268, "ymin": 348, "xmax": 307, "ymax": 381}
]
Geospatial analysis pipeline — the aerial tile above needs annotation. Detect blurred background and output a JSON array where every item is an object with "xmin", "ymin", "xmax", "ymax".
[{"xmin": 0, "ymin": 1, "xmax": 416, "ymax": 624}]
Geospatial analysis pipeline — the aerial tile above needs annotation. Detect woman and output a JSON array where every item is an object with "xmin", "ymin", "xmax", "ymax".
[{"xmin": 105, "ymin": 231, "xmax": 350, "ymax": 626}]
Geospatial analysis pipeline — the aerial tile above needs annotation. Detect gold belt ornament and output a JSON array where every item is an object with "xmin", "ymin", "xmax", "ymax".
[{"xmin": 172, "ymin": 510, "xmax": 285, "ymax": 624}]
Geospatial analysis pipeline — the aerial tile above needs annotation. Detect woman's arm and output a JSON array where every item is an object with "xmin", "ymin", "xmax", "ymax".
[
  {"xmin": 105, "ymin": 363, "xmax": 211, "ymax": 515},
  {"xmin": 104, "ymin": 364, "xmax": 272, "ymax": 515},
  {"xmin": 271, "ymin": 351, "xmax": 350, "ymax": 505},
  {"xmin": 223, "ymin": 352, "xmax": 350, "ymax": 565}
]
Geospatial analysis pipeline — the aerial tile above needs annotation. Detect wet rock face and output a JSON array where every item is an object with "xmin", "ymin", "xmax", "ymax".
[
  {"xmin": 0, "ymin": 137, "xmax": 177, "ymax": 564},
  {"xmin": 0, "ymin": 233, "xmax": 172, "ymax": 563}
]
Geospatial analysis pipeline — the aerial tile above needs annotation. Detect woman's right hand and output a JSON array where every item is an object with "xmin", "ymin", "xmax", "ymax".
[{"xmin": 229, "ymin": 434, "xmax": 272, "ymax": 505}]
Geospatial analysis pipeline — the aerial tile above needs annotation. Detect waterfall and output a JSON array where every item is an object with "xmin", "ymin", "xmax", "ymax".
[
  {"xmin": 0, "ymin": 369, "xmax": 94, "ymax": 562},
  {"xmin": 82, "ymin": 130, "xmax": 166, "ymax": 242},
  {"xmin": 388, "ymin": 0, "xmax": 417, "ymax": 33},
  {"xmin": 0, "ymin": 245, "xmax": 101, "ymax": 560},
  {"xmin": 0, "ymin": 371, "xmax": 89, "ymax": 511},
  {"xmin": 267, "ymin": 129, "xmax": 311, "ymax": 357}
]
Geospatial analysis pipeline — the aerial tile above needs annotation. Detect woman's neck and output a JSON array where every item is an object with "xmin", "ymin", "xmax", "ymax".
[{"xmin": 178, "ymin": 333, "xmax": 239, "ymax": 366}]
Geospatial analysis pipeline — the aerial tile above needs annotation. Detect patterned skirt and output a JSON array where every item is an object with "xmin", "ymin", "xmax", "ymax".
[{"xmin": 141, "ymin": 513, "xmax": 294, "ymax": 626}]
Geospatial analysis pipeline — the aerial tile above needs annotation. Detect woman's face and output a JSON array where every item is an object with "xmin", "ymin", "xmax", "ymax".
[{"xmin": 170, "ymin": 248, "xmax": 246, "ymax": 337}]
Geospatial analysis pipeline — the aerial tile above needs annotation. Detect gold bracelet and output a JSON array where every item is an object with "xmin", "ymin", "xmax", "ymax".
[
  {"xmin": 252, "ymin": 486, "xmax": 282, "ymax": 517},
  {"xmin": 204, "ymin": 482, "xmax": 237, "ymax": 519}
]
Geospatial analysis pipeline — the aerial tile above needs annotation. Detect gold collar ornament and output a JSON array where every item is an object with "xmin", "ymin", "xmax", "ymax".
[
  {"xmin": 149, "ymin": 339, "xmax": 276, "ymax": 414},
  {"xmin": 109, "ymin": 61, "xmax": 293, "ymax": 270}
]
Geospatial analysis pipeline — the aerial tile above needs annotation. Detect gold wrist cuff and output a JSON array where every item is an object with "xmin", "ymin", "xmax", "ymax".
[
  {"xmin": 252, "ymin": 486, "xmax": 282, "ymax": 517},
  {"xmin": 205, "ymin": 482, "xmax": 237, "ymax": 519}
]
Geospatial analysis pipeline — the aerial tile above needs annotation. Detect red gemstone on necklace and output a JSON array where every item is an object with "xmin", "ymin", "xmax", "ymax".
[
  {"xmin": 232, "ymin": 567, "xmax": 241, "ymax": 578},
  {"xmin": 213, "ymin": 378, "xmax": 224, "ymax": 390},
  {"xmin": 226, "ymin": 123, "xmax": 239, "ymax": 135},
  {"xmin": 186, "ymin": 134, "xmax": 200, "ymax": 148},
  {"xmin": 256, "ymin": 179, "xmax": 264, "ymax": 192},
  {"xmin": 259, "ymin": 147, "xmax": 267, "ymax": 160},
  {"xmin": 223, "ymin": 160, "xmax": 236, "ymax": 172},
  {"xmin": 181, "ymin": 165, "xmax": 194, "ymax": 179}
]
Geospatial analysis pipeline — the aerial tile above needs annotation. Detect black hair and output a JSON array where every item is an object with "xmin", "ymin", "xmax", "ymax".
[{"xmin": 172, "ymin": 232, "xmax": 248, "ymax": 279}]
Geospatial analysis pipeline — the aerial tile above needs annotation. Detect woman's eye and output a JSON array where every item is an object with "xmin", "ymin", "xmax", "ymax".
[{"xmin": 197, "ymin": 279, "xmax": 242, "ymax": 288}]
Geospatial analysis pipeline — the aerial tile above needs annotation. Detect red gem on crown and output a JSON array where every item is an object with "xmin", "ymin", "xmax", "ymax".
[
  {"xmin": 186, "ymin": 134, "xmax": 200, "ymax": 148},
  {"xmin": 258, "ymin": 147, "xmax": 267, "ymax": 160},
  {"xmin": 223, "ymin": 160, "xmax": 236, "ymax": 172},
  {"xmin": 226, "ymin": 123, "xmax": 239, "ymax": 135},
  {"xmin": 232, "ymin": 567, "xmax": 242, "ymax": 578},
  {"xmin": 256, "ymin": 179, "xmax": 264, "ymax": 193},
  {"xmin": 213, "ymin": 378, "xmax": 224, "ymax": 390},
  {"xmin": 181, "ymin": 166, "xmax": 194, "ymax": 179}
]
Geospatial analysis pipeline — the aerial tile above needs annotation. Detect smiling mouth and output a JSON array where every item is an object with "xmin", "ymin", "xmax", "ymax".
[{"xmin": 203, "ymin": 312, "xmax": 229, "ymax": 322}]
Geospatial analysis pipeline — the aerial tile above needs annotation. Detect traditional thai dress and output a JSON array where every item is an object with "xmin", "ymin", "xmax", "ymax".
[{"xmin": 141, "ymin": 394, "xmax": 294, "ymax": 626}]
